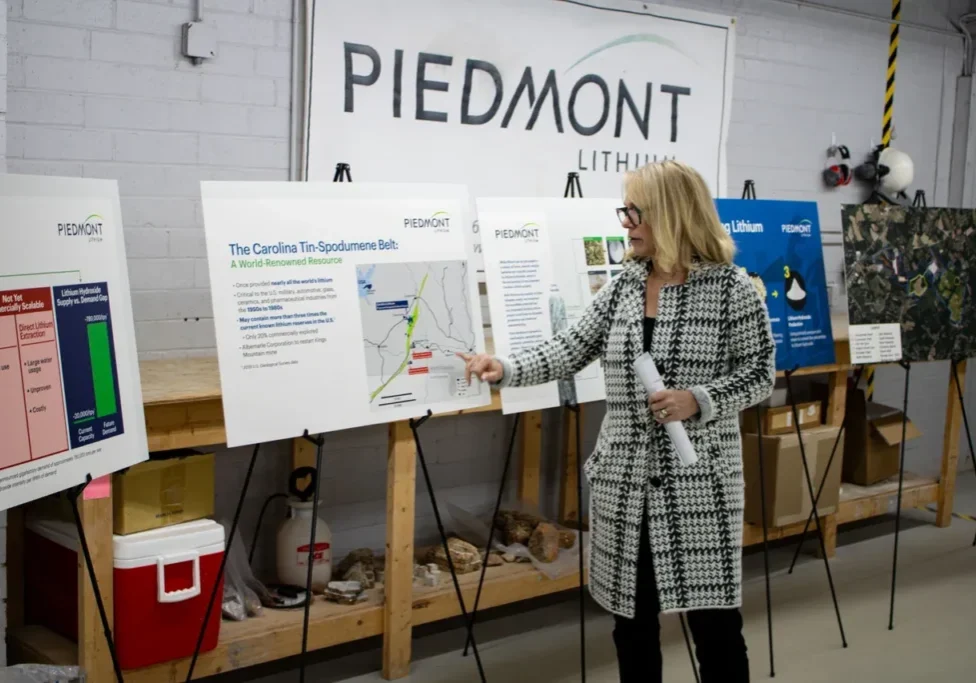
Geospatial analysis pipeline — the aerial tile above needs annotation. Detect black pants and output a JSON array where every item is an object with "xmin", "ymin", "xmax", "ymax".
[{"xmin": 612, "ymin": 516, "xmax": 749, "ymax": 682}]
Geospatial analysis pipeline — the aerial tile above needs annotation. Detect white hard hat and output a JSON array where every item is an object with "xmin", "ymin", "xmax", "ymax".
[{"xmin": 878, "ymin": 147, "xmax": 914, "ymax": 194}]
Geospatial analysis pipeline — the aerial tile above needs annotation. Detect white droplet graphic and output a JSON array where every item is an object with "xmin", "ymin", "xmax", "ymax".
[{"xmin": 787, "ymin": 278, "xmax": 806, "ymax": 301}]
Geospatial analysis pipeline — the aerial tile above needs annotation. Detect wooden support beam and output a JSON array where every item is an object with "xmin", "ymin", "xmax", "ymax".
[
  {"xmin": 382, "ymin": 421, "xmax": 416, "ymax": 680},
  {"xmin": 518, "ymin": 411, "xmax": 543, "ymax": 508},
  {"xmin": 937, "ymin": 360, "xmax": 966, "ymax": 527},
  {"xmin": 77, "ymin": 492, "xmax": 115, "ymax": 682},
  {"xmin": 826, "ymin": 368, "xmax": 848, "ymax": 428}
]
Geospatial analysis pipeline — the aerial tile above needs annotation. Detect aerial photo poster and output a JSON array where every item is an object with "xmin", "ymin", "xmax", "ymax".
[{"xmin": 842, "ymin": 204, "xmax": 976, "ymax": 364}]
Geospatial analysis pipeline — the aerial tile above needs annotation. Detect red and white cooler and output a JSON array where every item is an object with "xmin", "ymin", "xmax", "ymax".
[
  {"xmin": 25, "ymin": 517, "xmax": 225, "ymax": 670},
  {"xmin": 113, "ymin": 519, "xmax": 226, "ymax": 669}
]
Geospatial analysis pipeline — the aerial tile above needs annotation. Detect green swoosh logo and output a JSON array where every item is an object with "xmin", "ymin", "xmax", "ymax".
[
  {"xmin": 84, "ymin": 214, "xmax": 104, "ymax": 223},
  {"xmin": 566, "ymin": 34, "xmax": 697, "ymax": 73},
  {"xmin": 431, "ymin": 211, "xmax": 450, "ymax": 219},
  {"xmin": 521, "ymin": 222, "xmax": 541, "ymax": 230}
]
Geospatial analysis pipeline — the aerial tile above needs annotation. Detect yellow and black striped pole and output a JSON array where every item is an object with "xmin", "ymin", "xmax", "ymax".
[{"xmin": 866, "ymin": 0, "xmax": 900, "ymax": 402}]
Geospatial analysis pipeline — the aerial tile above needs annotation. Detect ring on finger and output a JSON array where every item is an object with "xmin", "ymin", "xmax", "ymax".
[{"xmin": 658, "ymin": 409, "xmax": 668, "ymax": 419}]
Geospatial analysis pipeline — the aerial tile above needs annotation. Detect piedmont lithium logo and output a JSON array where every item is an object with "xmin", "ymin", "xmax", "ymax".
[
  {"xmin": 722, "ymin": 219, "xmax": 764, "ymax": 234},
  {"xmin": 404, "ymin": 211, "xmax": 451, "ymax": 233},
  {"xmin": 496, "ymin": 222, "xmax": 541, "ymax": 242},
  {"xmin": 566, "ymin": 33, "xmax": 698, "ymax": 73},
  {"xmin": 58, "ymin": 214, "xmax": 104, "ymax": 237},
  {"xmin": 782, "ymin": 219, "xmax": 813, "ymax": 235}
]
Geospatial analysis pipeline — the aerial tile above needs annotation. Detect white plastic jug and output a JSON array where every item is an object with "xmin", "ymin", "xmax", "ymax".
[{"xmin": 276, "ymin": 468, "xmax": 332, "ymax": 591}]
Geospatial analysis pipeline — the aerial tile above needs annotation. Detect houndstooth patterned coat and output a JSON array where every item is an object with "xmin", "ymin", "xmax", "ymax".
[{"xmin": 498, "ymin": 258, "xmax": 775, "ymax": 618}]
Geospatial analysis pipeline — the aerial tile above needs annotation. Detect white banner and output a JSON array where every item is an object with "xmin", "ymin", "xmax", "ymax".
[
  {"xmin": 307, "ymin": 0, "xmax": 735, "ymax": 272},
  {"xmin": 478, "ymin": 197, "xmax": 623, "ymax": 413},
  {"xmin": 201, "ymin": 182, "xmax": 490, "ymax": 447},
  {"xmin": 0, "ymin": 175, "xmax": 148, "ymax": 510}
]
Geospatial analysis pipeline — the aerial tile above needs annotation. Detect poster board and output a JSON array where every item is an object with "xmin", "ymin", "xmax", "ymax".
[
  {"xmin": 306, "ymin": 0, "xmax": 736, "ymax": 274},
  {"xmin": 0, "ymin": 175, "xmax": 148, "ymax": 511},
  {"xmin": 716, "ymin": 199, "xmax": 836, "ymax": 371},
  {"xmin": 477, "ymin": 197, "xmax": 621, "ymax": 414},
  {"xmin": 842, "ymin": 203, "xmax": 976, "ymax": 364},
  {"xmin": 201, "ymin": 182, "xmax": 490, "ymax": 447}
]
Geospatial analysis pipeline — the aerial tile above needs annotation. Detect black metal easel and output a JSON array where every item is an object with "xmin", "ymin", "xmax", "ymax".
[
  {"xmin": 66, "ymin": 475, "xmax": 126, "ymax": 683},
  {"xmin": 741, "ymin": 178, "xmax": 775, "ymax": 678},
  {"xmin": 411, "ymin": 411, "xmax": 489, "ymax": 683},
  {"xmin": 786, "ymin": 366, "xmax": 865, "ymax": 574},
  {"xmin": 187, "ymin": 162, "xmax": 355, "ymax": 682},
  {"xmin": 888, "ymin": 361, "xmax": 911, "ymax": 629},
  {"xmin": 782, "ymin": 369, "xmax": 848, "ymax": 647},
  {"xmin": 563, "ymin": 171, "xmax": 589, "ymax": 683},
  {"xmin": 297, "ymin": 432, "xmax": 326, "ymax": 682},
  {"xmin": 185, "ymin": 443, "xmax": 262, "ymax": 682},
  {"xmin": 333, "ymin": 162, "xmax": 352, "ymax": 183},
  {"xmin": 461, "ymin": 413, "xmax": 522, "ymax": 656}
]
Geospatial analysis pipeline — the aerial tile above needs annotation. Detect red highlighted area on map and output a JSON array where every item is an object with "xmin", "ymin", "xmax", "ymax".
[{"xmin": 0, "ymin": 287, "xmax": 69, "ymax": 470}]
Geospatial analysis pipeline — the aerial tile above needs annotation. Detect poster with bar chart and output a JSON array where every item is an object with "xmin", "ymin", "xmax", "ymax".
[{"xmin": 0, "ymin": 175, "xmax": 147, "ymax": 511}]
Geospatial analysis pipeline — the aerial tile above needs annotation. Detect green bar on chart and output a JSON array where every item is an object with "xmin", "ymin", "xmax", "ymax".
[{"xmin": 87, "ymin": 321, "xmax": 117, "ymax": 418}]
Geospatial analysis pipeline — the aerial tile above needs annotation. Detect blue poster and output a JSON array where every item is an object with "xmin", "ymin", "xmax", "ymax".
[{"xmin": 714, "ymin": 199, "xmax": 835, "ymax": 371}]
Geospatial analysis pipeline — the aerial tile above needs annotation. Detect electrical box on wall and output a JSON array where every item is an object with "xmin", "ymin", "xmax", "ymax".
[{"xmin": 182, "ymin": 21, "xmax": 217, "ymax": 64}]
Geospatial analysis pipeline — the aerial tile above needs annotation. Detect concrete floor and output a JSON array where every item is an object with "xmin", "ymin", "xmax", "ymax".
[{"xmin": 234, "ymin": 476, "xmax": 976, "ymax": 683}]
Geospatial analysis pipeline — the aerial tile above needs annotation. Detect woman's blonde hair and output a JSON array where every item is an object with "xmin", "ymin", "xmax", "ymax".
[{"xmin": 623, "ymin": 160, "xmax": 735, "ymax": 273}]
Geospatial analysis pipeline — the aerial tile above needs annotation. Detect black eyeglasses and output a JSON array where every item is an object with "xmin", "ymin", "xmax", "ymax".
[{"xmin": 616, "ymin": 206, "xmax": 642, "ymax": 227}]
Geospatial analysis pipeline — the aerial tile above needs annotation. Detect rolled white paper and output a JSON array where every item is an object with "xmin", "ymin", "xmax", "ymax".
[{"xmin": 634, "ymin": 352, "xmax": 699, "ymax": 467}]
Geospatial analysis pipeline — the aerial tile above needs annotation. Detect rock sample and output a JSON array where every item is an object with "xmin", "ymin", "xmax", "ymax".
[
  {"xmin": 558, "ymin": 530, "xmax": 576, "ymax": 550},
  {"xmin": 429, "ymin": 537, "xmax": 482, "ymax": 573},
  {"xmin": 485, "ymin": 551, "xmax": 504, "ymax": 567},
  {"xmin": 337, "ymin": 548, "xmax": 377, "ymax": 589},
  {"xmin": 528, "ymin": 523, "xmax": 559, "ymax": 563},
  {"xmin": 505, "ymin": 518, "xmax": 535, "ymax": 546},
  {"xmin": 324, "ymin": 581, "xmax": 366, "ymax": 605}
]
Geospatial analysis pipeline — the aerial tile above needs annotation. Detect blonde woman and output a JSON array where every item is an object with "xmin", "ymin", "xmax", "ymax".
[{"xmin": 461, "ymin": 160, "xmax": 775, "ymax": 682}]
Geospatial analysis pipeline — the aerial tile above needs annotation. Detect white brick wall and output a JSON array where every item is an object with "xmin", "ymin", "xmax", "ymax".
[{"xmin": 6, "ymin": 0, "xmax": 291, "ymax": 355}]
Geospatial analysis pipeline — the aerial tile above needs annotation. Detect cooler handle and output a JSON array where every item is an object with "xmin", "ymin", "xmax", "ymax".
[{"xmin": 156, "ymin": 551, "xmax": 201, "ymax": 604}]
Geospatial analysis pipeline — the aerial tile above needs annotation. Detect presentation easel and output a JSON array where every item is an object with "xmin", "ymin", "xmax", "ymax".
[
  {"xmin": 563, "ymin": 171, "xmax": 588, "ymax": 683},
  {"xmin": 742, "ymin": 180, "xmax": 848, "ymax": 678},
  {"xmin": 741, "ymin": 179, "xmax": 776, "ymax": 678},
  {"xmin": 187, "ymin": 162, "xmax": 356, "ymax": 683}
]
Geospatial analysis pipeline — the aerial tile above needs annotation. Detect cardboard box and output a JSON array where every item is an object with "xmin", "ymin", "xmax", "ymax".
[
  {"xmin": 113, "ymin": 451, "xmax": 215, "ymax": 535},
  {"xmin": 742, "ymin": 401, "xmax": 822, "ymax": 435},
  {"xmin": 742, "ymin": 425, "xmax": 844, "ymax": 528},
  {"xmin": 843, "ymin": 388, "xmax": 922, "ymax": 486}
]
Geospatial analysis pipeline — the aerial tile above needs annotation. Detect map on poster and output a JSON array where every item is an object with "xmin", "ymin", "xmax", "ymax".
[
  {"xmin": 715, "ymin": 199, "xmax": 836, "ymax": 371},
  {"xmin": 842, "ymin": 204, "xmax": 976, "ymax": 363},
  {"xmin": 477, "ymin": 198, "xmax": 621, "ymax": 414},
  {"xmin": 359, "ymin": 260, "xmax": 481, "ymax": 410},
  {"xmin": 0, "ymin": 175, "xmax": 148, "ymax": 511},
  {"xmin": 202, "ymin": 182, "xmax": 490, "ymax": 447}
]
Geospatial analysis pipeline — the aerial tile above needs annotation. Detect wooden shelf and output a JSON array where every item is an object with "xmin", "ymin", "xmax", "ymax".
[
  {"xmin": 4, "ymin": 471, "xmax": 943, "ymax": 680},
  {"xmin": 412, "ymin": 560, "xmax": 585, "ymax": 627},
  {"xmin": 9, "ymin": 594, "xmax": 384, "ymax": 682},
  {"xmin": 837, "ymin": 472, "xmax": 939, "ymax": 525}
]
